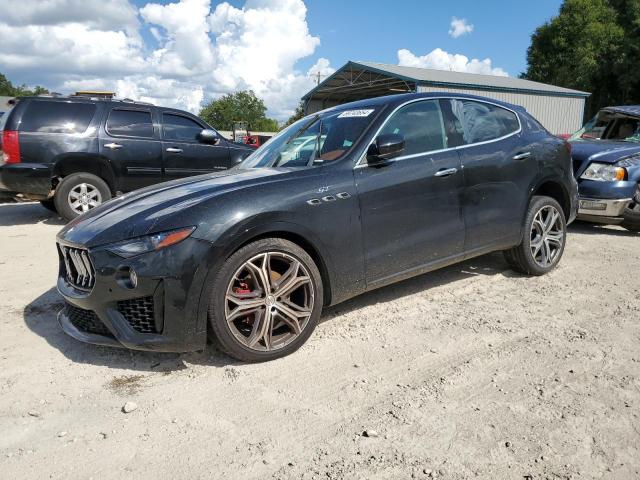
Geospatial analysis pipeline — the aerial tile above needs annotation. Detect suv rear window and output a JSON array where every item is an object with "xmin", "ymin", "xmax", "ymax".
[
  {"xmin": 20, "ymin": 101, "xmax": 95, "ymax": 134},
  {"xmin": 106, "ymin": 109, "xmax": 154, "ymax": 138}
]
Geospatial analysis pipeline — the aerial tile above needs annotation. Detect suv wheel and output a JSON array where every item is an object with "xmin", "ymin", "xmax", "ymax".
[
  {"xmin": 54, "ymin": 173, "xmax": 111, "ymax": 221},
  {"xmin": 504, "ymin": 195, "xmax": 567, "ymax": 276},
  {"xmin": 208, "ymin": 238, "xmax": 323, "ymax": 362}
]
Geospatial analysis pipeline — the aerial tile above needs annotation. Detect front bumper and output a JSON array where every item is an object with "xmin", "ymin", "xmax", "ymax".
[
  {"xmin": 0, "ymin": 163, "xmax": 52, "ymax": 196},
  {"xmin": 56, "ymin": 236, "xmax": 215, "ymax": 353},
  {"xmin": 577, "ymin": 197, "xmax": 632, "ymax": 220}
]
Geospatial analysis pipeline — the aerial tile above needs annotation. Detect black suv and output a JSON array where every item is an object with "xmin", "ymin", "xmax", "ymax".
[
  {"xmin": 0, "ymin": 96, "xmax": 252, "ymax": 220},
  {"xmin": 56, "ymin": 93, "xmax": 579, "ymax": 362}
]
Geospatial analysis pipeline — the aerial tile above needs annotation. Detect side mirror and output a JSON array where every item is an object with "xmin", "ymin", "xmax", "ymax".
[
  {"xmin": 367, "ymin": 133, "xmax": 405, "ymax": 165},
  {"xmin": 198, "ymin": 129, "xmax": 220, "ymax": 145}
]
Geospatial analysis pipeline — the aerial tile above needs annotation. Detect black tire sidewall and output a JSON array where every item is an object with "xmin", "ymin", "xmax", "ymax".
[
  {"xmin": 519, "ymin": 196, "xmax": 567, "ymax": 275},
  {"xmin": 208, "ymin": 238, "xmax": 323, "ymax": 362},
  {"xmin": 54, "ymin": 173, "xmax": 111, "ymax": 221}
]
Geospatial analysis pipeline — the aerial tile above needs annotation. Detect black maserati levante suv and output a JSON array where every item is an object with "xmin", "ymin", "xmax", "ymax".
[{"xmin": 56, "ymin": 93, "xmax": 578, "ymax": 362}]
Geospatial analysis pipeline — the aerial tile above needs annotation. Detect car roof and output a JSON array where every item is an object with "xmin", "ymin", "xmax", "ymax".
[
  {"xmin": 319, "ymin": 92, "xmax": 525, "ymax": 115},
  {"xmin": 602, "ymin": 105, "xmax": 640, "ymax": 118},
  {"xmin": 17, "ymin": 95, "xmax": 155, "ymax": 107}
]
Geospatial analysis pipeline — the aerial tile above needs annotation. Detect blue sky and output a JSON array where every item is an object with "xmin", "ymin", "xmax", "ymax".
[
  {"xmin": 303, "ymin": 0, "xmax": 563, "ymax": 76},
  {"xmin": 0, "ymin": 0, "xmax": 564, "ymax": 118}
]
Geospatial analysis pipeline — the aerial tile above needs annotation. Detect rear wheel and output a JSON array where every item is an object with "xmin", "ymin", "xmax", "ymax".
[
  {"xmin": 504, "ymin": 195, "xmax": 567, "ymax": 276},
  {"xmin": 53, "ymin": 172, "xmax": 111, "ymax": 221},
  {"xmin": 208, "ymin": 238, "xmax": 323, "ymax": 362},
  {"xmin": 39, "ymin": 199, "xmax": 57, "ymax": 213}
]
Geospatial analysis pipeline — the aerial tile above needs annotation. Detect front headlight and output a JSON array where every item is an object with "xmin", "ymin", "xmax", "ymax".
[
  {"xmin": 107, "ymin": 226, "xmax": 196, "ymax": 258},
  {"xmin": 580, "ymin": 162, "xmax": 626, "ymax": 182}
]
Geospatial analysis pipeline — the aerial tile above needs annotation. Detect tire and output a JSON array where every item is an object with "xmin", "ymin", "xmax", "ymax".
[
  {"xmin": 621, "ymin": 196, "xmax": 640, "ymax": 232},
  {"xmin": 53, "ymin": 172, "xmax": 111, "ymax": 221},
  {"xmin": 39, "ymin": 199, "xmax": 57, "ymax": 213},
  {"xmin": 208, "ymin": 238, "xmax": 323, "ymax": 362},
  {"xmin": 504, "ymin": 195, "xmax": 567, "ymax": 276}
]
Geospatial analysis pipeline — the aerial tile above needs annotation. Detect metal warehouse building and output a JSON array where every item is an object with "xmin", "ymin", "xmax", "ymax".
[{"xmin": 303, "ymin": 61, "xmax": 590, "ymax": 134}]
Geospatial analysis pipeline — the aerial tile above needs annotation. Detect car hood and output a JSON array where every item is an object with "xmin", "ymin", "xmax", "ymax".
[
  {"xmin": 570, "ymin": 139, "xmax": 640, "ymax": 164},
  {"xmin": 57, "ymin": 168, "xmax": 288, "ymax": 248}
]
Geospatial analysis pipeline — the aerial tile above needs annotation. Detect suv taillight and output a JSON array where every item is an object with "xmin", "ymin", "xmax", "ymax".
[{"xmin": 1, "ymin": 130, "xmax": 20, "ymax": 164}]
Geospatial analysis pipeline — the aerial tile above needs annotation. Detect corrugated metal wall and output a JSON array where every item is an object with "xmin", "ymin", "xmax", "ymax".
[{"xmin": 417, "ymin": 85, "xmax": 585, "ymax": 134}]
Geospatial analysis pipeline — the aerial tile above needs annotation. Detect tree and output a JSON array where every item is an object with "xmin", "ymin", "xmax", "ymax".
[
  {"xmin": 523, "ymin": 0, "xmax": 640, "ymax": 118},
  {"xmin": 0, "ymin": 72, "xmax": 49, "ymax": 97},
  {"xmin": 283, "ymin": 101, "xmax": 306, "ymax": 128},
  {"xmin": 198, "ymin": 90, "xmax": 278, "ymax": 132}
]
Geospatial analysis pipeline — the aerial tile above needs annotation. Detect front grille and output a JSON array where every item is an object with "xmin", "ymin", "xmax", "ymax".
[
  {"xmin": 117, "ymin": 296, "xmax": 158, "ymax": 334},
  {"xmin": 58, "ymin": 244, "xmax": 95, "ymax": 290},
  {"xmin": 65, "ymin": 303, "xmax": 114, "ymax": 338}
]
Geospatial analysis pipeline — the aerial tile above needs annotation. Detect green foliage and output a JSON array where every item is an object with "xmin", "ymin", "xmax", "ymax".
[
  {"xmin": 198, "ymin": 90, "xmax": 278, "ymax": 132},
  {"xmin": 283, "ymin": 101, "xmax": 306, "ymax": 128},
  {"xmin": 0, "ymin": 72, "xmax": 49, "ymax": 97},
  {"xmin": 524, "ymin": 0, "xmax": 640, "ymax": 118}
]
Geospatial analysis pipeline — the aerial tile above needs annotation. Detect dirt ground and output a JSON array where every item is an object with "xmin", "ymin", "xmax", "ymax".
[{"xmin": 1, "ymin": 201, "xmax": 639, "ymax": 480}]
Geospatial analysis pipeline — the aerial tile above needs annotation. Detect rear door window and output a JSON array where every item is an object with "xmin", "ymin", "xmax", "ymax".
[
  {"xmin": 379, "ymin": 99, "xmax": 446, "ymax": 155},
  {"xmin": 445, "ymin": 99, "xmax": 519, "ymax": 144},
  {"xmin": 19, "ymin": 101, "xmax": 96, "ymax": 134},
  {"xmin": 162, "ymin": 113, "xmax": 204, "ymax": 142},
  {"xmin": 106, "ymin": 109, "xmax": 154, "ymax": 138}
]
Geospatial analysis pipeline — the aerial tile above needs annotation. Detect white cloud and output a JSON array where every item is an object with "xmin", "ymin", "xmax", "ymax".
[
  {"xmin": 398, "ymin": 48, "xmax": 508, "ymax": 77},
  {"xmin": 448, "ymin": 17, "xmax": 474, "ymax": 39},
  {"xmin": 0, "ymin": 0, "xmax": 329, "ymax": 120}
]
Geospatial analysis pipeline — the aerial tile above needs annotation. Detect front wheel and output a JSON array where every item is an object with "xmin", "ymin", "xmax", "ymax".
[
  {"xmin": 504, "ymin": 195, "xmax": 567, "ymax": 276},
  {"xmin": 208, "ymin": 238, "xmax": 323, "ymax": 362},
  {"xmin": 53, "ymin": 172, "xmax": 111, "ymax": 221}
]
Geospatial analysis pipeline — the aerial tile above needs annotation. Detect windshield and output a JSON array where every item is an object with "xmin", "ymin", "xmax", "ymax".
[
  {"xmin": 239, "ymin": 107, "xmax": 376, "ymax": 169},
  {"xmin": 571, "ymin": 110, "xmax": 640, "ymax": 143}
]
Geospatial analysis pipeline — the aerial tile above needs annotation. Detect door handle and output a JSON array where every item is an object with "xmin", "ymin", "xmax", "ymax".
[
  {"xmin": 104, "ymin": 143, "xmax": 123, "ymax": 150},
  {"xmin": 166, "ymin": 147, "xmax": 183, "ymax": 153},
  {"xmin": 513, "ymin": 151, "xmax": 532, "ymax": 160},
  {"xmin": 434, "ymin": 167, "xmax": 458, "ymax": 177}
]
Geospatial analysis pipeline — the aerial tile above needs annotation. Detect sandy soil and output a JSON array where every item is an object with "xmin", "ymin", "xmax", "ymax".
[{"xmin": 1, "ymin": 201, "xmax": 639, "ymax": 480}]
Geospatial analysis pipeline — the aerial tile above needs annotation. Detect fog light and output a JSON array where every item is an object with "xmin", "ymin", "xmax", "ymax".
[{"xmin": 116, "ymin": 266, "xmax": 138, "ymax": 289}]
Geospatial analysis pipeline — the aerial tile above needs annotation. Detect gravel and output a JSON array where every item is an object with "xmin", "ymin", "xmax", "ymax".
[{"xmin": 1, "ymin": 203, "xmax": 639, "ymax": 479}]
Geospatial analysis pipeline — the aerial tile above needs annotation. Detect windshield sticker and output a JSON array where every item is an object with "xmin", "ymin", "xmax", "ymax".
[{"xmin": 338, "ymin": 109, "xmax": 374, "ymax": 118}]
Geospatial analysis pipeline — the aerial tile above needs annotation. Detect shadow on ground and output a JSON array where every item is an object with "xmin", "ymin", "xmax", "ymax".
[
  {"xmin": 322, "ymin": 251, "xmax": 515, "ymax": 322},
  {"xmin": 568, "ymin": 220, "xmax": 639, "ymax": 237},
  {"xmin": 0, "ymin": 202, "xmax": 66, "ymax": 227},
  {"xmin": 24, "ymin": 252, "xmax": 514, "ymax": 371}
]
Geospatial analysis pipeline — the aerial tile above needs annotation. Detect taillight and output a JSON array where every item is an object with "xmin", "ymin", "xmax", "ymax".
[{"xmin": 1, "ymin": 130, "xmax": 20, "ymax": 164}]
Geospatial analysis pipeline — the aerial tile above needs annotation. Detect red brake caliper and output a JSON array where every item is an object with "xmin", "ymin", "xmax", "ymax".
[{"xmin": 234, "ymin": 281, "xmax": 252, "ymax": 324}]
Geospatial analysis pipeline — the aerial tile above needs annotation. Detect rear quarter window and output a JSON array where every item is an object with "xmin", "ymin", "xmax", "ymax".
[
  {"xmin": 447, "ymin": 99, "xmax": 520, "ymax": 144},
  {"xmin": 19, "ymin": 101, "xmax": 96, "ymax": 134}
]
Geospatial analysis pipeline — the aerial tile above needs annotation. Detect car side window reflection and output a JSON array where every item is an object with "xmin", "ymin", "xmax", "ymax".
[
  {"xmin": 162, "ymin": 113, "xmax": 204, "ymax": 142},
  {"xmin": 446, "ymin": 99, "xmax": 519, "ymax": 144},
  {"xmin": 379, "ymin": 100, "xmax": 447, "ymax": 156}
]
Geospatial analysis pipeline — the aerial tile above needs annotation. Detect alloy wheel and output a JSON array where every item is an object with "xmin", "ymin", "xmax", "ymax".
[
  {"xmin": 225, "ymin": 252, "xmax": 315, "ymax": 351},
  {"xmin": 68, "ymin": 183, "xmax": 102, "ymax": 214},
  {"xmin": 530, "ymin": 205, "xmax": 564, "ymax": 268}
]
